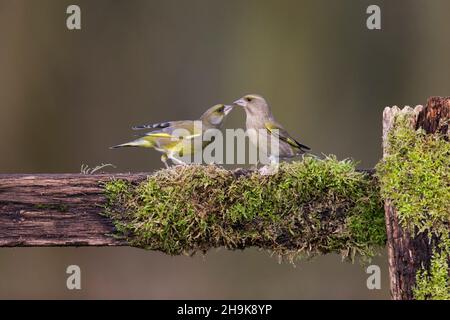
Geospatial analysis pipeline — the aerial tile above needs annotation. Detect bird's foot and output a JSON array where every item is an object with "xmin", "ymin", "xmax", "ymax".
[
  {"xmin": 161, "ymin": 155, "xmax": 170, "ymax": 169},
  {"xmin": 258, "ymin": 164, "xmax": 279, "ymax": 176},
  {"xmin": 169, "ymin": 155, "xmax": 187, "ymax": 166}
]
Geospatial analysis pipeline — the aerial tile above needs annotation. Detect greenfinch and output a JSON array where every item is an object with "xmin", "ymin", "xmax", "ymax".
[
  {"xmin": 233, "ymin": 94, "xmax": 310, "ymax": 168},
  {"xmin": 111, "ymin": 104, "xmax": 233, "ymax": 167}
]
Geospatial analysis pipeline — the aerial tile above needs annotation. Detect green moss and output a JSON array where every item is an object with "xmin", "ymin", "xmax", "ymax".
[
  {"xmin": 34, "ymin": 203, "xmax": 69, "ymax": 212},
  {"xmin": 104, "ymin": 178, "xmax": 133, "ymax": 207},
  {"xmin": 376, "ymin": 113, "xmax": 450, "ymax": 299},
  {"xmin": 414, "ymin": 249, "xmax": 450, "ymax": 300},
  {"xmin": 104, "ymin": 156, "xmax": 385, "ymax": 261},
  {"xmin": 376, "ymin": 115, "xmax": 450, "ymax": 235}
]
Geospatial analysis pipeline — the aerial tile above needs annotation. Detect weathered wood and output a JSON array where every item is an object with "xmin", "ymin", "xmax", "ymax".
[
  {"xmin": 0, "ymin": 173, "xmax": 148, "ymax": 247},
  {"xmin": 382, "ymin": 97, "xmax": 450, "ymax": 300},
  {"xmin": 0, "ymin": 169, "xmax": 375, "ymax": 248}
]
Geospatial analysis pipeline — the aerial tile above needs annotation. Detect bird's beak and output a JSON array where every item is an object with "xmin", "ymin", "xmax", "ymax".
[
  {"xmin": 223, "ymin": 105, "xmax": 233, "ymax": 115},
  {"xmin": 233, "ymin": 98, "xmax": 247, "ymax": 107}
]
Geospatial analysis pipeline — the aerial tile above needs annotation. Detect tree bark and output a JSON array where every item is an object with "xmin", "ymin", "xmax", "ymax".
[
  {"xmin": 0, "ymin": 173, "xmax": 148, "ymax": 246},
  {"xmin": 382, "ymin": 97, "xmax": 450, "ymax": 300}
]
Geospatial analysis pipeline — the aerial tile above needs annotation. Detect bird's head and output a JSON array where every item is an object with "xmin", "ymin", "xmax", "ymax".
[
  {"xmin": 233, "ymin": 94, "xmax": 271, "ymax": 118},
  {"xmin": 200, "ymin": 104, "xmax": 233, "ymax": 126}
]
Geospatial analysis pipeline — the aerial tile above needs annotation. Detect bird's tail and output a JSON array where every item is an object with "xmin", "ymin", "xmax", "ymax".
[{"xmin": 110, "ymin": 138, "xmax": 154, "ymax": 149}]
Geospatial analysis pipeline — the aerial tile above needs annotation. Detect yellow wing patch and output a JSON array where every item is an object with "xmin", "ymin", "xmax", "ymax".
[
  {"xmin": 264, "ymin": 122, "xmax": 304, "ymax": 149},
  {"xmin": 146, "ymin": 132, "xmax": 201, "ymax": 140},
  {"xmin": 146, "ymin": 132, "xmax": 176, "ymax": 139}
]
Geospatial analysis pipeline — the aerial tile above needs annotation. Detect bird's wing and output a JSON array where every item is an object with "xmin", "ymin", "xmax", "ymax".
[
  {"xmin": 264, "ymin": 121, "xmax": 311, "ymax": 151},
  {"xmin": 141, "ymin": 120, "xmax": 202, "ymax": 140},
  {"xmin": 132, "ymin": 121, "xmax": 172, "ymax": 130}
]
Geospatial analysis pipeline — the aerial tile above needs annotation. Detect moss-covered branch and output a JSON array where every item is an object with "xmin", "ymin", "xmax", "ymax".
[{"xmin": 104, "ymin": 157, "xmax": 386, "ymax": 261}]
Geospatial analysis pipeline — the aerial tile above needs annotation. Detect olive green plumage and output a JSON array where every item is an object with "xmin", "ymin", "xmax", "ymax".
[
  {"xmin": 111, "ymin": 104, "xmax": 233, "ymax": 167},
  {"xmin": 233, "ymin": 94, "xmax": 310, "ymax": 161}
]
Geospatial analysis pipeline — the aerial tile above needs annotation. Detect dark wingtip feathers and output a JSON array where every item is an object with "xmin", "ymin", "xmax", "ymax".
[{"xmin": 132, "ymin": 122, "xmax": 171, "ymax": 130}]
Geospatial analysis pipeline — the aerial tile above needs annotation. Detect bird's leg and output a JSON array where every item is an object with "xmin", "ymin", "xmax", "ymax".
[
  {"xmin": 168, "ymin": 154, "xmax": 187, "ymax": 166},
  {"xmin": 161, "ymin": 154, "xmax": 170, "ymax": 169}
]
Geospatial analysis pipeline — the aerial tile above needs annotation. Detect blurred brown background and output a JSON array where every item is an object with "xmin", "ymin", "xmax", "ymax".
[{"xmin": 1, "ymin": 0, "xmax": 449, "ymax": 299}]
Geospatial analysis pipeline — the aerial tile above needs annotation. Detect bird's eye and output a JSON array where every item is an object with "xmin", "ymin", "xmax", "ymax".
[
  {"xmin": 218, "ymin": 106, "xmax": 224, "ymax": 113},
  {"xmin": 245, "ymin": 97, "xmax": 252, "ymax": 102}
]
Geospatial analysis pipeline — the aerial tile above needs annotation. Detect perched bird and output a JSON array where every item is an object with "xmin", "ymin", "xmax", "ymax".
[
  {"xmin": 111, "ymin": 104, "xmax": 233, "ymax": 167},
  {"xmin": 233, "ymin": 94, "xmax": 310, "ymax": 169}
]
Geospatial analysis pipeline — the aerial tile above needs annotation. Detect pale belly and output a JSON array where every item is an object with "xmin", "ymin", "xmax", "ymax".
[
  {"xmin": 246, "ymin": 128, "xmax": 270, "ymax": 160},
  {"xmin": 246, "ymin": 128, "xmax": 295, "ymax": 160}
]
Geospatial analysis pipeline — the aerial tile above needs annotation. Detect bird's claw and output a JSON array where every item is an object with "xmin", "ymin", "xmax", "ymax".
[{"xmin": 258, "ymin": 164, "xmax": 279, "ymax": 176}]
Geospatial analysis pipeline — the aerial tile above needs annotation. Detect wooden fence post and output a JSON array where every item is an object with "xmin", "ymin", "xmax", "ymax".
[{"xmin": 382, "ymin": 97, "xmax": 450, "ymax": 299}]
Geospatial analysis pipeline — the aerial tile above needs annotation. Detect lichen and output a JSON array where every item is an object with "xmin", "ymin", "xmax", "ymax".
[
  {"xmin": 34, "ymin": 203, "xmax": 69, "ymax": 212},
  {"xmin": 376, "ymin": 113, "xmax": 450, "ymax": 299},
  {"xmin": 104, "ymin": 156, "xmax": 385, "ymax": 262}
]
